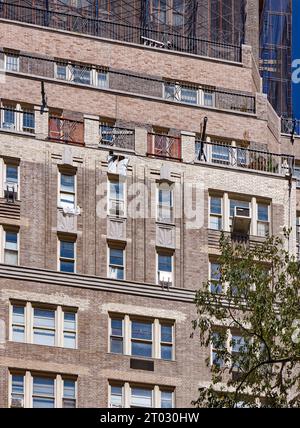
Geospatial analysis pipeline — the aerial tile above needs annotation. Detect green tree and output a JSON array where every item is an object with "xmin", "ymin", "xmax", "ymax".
[{"xmin": 193, "ymin": 232, "xmax": 300, "ymax": 408}]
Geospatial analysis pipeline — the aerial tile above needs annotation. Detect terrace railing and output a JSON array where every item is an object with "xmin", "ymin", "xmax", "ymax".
[
  {"xmin": 281, "ymin": 117, "xmax": 300, "ymax": 135},
  {"xmin": 49, "ymin": 116, "xmax": 84, "ymax": 145},
  {"xmin": 148, "ymin": 133, "xmax": 181, "ymax": 160},
  {"xmin": 99, "ymin": 125, "xmax": 135, "ymax": 151},
  {"xmin": 0, "ymin": 2, "xmax": 242, "ymax": 62},
  {"xmin": 0, "ymin": 106, "xmax": 35, "ymax": 134},
  {"xmin": 196, "ymin": 140, "xmax": 294, "ymax": 176}
]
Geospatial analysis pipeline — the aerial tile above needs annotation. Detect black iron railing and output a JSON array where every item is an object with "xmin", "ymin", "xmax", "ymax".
[
  {"xmin": 281, "ymin": 117, "xmax": 300, "ymax": 135},
  {"xmin": 1, "ymin": 50, "xmax": 255, "ymax": 114},
  {"xmin": 196, "ymin": 140, "xmax": 294, "ymax": 176},
  {"xmin": 99, "ymin": 125, "xmax": 135, "ymax": 151},
  {"xmin": 0, "ymin": 2, "xmax": 242, "ymax": 62}
]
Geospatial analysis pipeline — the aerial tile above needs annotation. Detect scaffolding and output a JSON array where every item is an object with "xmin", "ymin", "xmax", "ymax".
[{"xmin": 259, "ymin": 0, "xmax": 292, "ymax": 118}]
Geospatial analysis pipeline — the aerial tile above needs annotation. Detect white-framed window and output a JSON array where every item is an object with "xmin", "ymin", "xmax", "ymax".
[
  {"xmin": 109, "ymin": 315, "xmax": 175, "ymax": 361},
  {"xmin": 131, "ymin": 319, "xmax": 153, "ymax": 358},
  {"xmin": 108, "ymin": 177, "xmax": 125, "ymax": 217},
  {"xmin": 211, "ymin": 331, "xmax": 226, "ymax": 367},
  {"xmin": 9, "ymin": 372, "xmax": 77, "ymax": 408},
  {"xmin": 55, "ymin": 62, "xmax": 68, "ymax": 80},
  {"xmin": 4, "ymin": 162, "xmax": 19, "ymax": 200},
  {"xmin": 55, "ymin": 62, "xmax": 109, "ymax": 88},
  {"xmin": 257, "ymin": 203, "xmax": 270, "ymax": 237},
  {"xmin": 72, "ymin": 64, "xmax": 91, "ymax": 85},
  {"xmin": 211, "ymin": 329, "xmax": 246, "ymax": 370},
  {"xmin": 157, "ymin": 252, "xmax": 173, "ymax": 286},
  {"xmin": 0, "ymin": 104, "xmax": 34, "ymax": 133},
  {"xmin": 109, "ymin": 382, "xmax": 175, "ymax": 409},
  {"xmin": 229, "ymin": 199, "xmax": 250, "ymax": 228},
  {"xmin": 209, "ymin": 262, "xmax": 222, "ymax": 294},
  {"xmin": 3, "ymin": 229, "xmax": 19, "ymax": 265},
  {"xmin": 1, "ymin": 105, "xmax": 16, "ymax": 130},
  {"xmin": 97, "ymin": 69, "xmax": 109, "ymax": 88},
  {"xmin": 201, "ymin": 89, "xmax": 215, "ymax": 107},
  {"xmin": 59, "ymin": 172, "xmax": 76, "ymax": 210},
  {"xmin": 164, "ymin": 82, "xmax": 215, "ymax": 107},
  {"xmin": 59, "ymin": 239, "xmax": 76, "ymax": 273},
  {"xmin": 209, "ymin": 196, "xmax": 222, "ymax": 230},
  {"xmin": 33, "ymin": 307, "xmax": 56, "ymax": 346},
  {"xmin": 108, "ymin": 247, "xmax": 125, "ymax": 280},
  {"xmin": 10, "ymin": 302, "xmax": 77, "ymax": 349},
  {"xmin": 157, "ymin": 184, "xmax": 173, "ymax": 222},
  {"xmin": 4, "ymin": 53, "xmax": 19, "ymax": 72}
]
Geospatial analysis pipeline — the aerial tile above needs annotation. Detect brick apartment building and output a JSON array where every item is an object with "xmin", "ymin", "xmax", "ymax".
[{"xmin": 0, "ymin": 0, "xmax": 299, "ymax": 408}]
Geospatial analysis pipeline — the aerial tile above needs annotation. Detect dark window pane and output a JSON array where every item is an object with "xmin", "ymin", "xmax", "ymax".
[
  {"xmin": 131, "ymin": 321, "xmax": 152, "ymax": 340},
  {"xmin": 111, "ymin": 338, "xmax": 123, "ymax": 354},
  {"xmin": 60, "ymin": 241, "xmax": 74, "ymax": 259},
  {"xmin": 60, "ymin": 260, "xmax": 75, "ymax": 273},
  {"xmin": 132, "ymin": 341, "xmax": 152, "ymax": 358},
  {"xmin": 161, "ymin": 344, "xmax": 172, "ymax": 360}
]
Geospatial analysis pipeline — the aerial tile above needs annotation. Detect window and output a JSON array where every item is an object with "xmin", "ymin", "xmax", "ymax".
[
  {"xmin": 12, "ymin": 305, "xmax": 25, "ymax": 342},
  {"xmin": 108, "ymin": 178, "xmax": 125, "ymax": 217},
  {"xmin": 157, "ymin": 185, "xmax": 173, "ymax": 222},
  {"xmin": 210, "ymin": 262, "xmax": 222, "ymax": 293},
  {"xmin": 56, "ymin": 63, "xmax": 67, "ymax": 80},
  {"xmin": 32, "ymin": 377, "xmax": 55, "ymax": 408},
  {"xmin": 181, "ymin": 86, "xmax": 198, "ymax": 104},
  {"xmin": 0, "ymin": 105, "xmax": 34, "ymax": 133},
  {"xmin": 108, "ymin": 247, "xmax": 125, "ymax": 280},
  {"xmin": 4, "ymin": 163, "xmax": 19, "ymax": 200},
  {"xmin": 209, "ymin": 196, "xmax": 222, "ymax": 230},
  {"xmin": 33, "ymin": 308, "xmax": 55, "ymax": 346},
  {"xmin": 109, "ymin": 382, "xmax": 175, "ymax": 409},
  {"xmin": 10, "ymin": 372, "xmax": 77, "ymax": 408},
  {"xmin": 203, "ymin": 90, "xmax": 215, "ymax": 107},
  {"xmin": 211, "ymin": 143, "xmax": 230, "ymax": 164},
  {"xmin": 109, "ymin": 315, "xmax": 174, "ymax": 360},
  {"xmin": 63, "ymin": 380, "xmax": 76, "ymax": 408},
  {"xmin": 59, "ymin": 173, "xmax": 75, "ymax": 210},
  {"xmin": 293, "ymin": 165, "xmax": 300, "ymax": 188},
  {"xmin": 231, "ymin": 334, "xmax": 245, "ymax": 370},
  {"xmin": 160, "ymin": 323, "xmax": 173, "ymax": 360},
  {"xmin": 22, "ymin": 110, "xmax": 35, "ymax": 133},
  {"xmin": 63, "ymin": 312, "xmax": 77, "ymax": 349},
  {"xmin": 131, "ymin": 387, "xmax": 152, "ymax": 408},
  {"xmin": 110, "ymin": 385, "xmax": 123, "ymax": 408},
  {"xmin": 149, "ymin": 0, "xmax": 184, "ymax": 28},
  {"xmin": 211, "ymin": 331, "xmax": 225, "ymax": 367},
  {"xmin": 161, "ymin": 390, "xmax": 173, "ymax": 408},
  {"xmin": 110, "ymin": 317, "xmax": 123, "ymax": 354},
  {"xmin": 10, "ymin": 302, "xmax": 77, "ymax": 348},
  {"xmin": 257, "ymin": 203, "xmax": 269, "ymax": 237},
  {"xmin": 157, "ymin": 253, "xmax": 173, "ymax": 285},
  {"xmin": 97, "ymin": 69, "xmax": 109, "ymax": 88},
  {"xmin": 4, "ymin": 230, "xmax": 18, "ymax": 265},
  {"xmin": 229, "ymin": 199, "xmax": 250, "ymax": 228},
  {"xmin": 131, "ymin": 320, "xmax": 153, "ymax": 358},
  {"xmin": 72, "ymin": 65, "xmax": 91, "ymax": 85},
  {"xmin": 164, "ymin": 83, "xmax": 198, "ymax": 104},
  {"xmin": 1, "ymin": 106, "xmax": 16, "ymax": 130},
  {"xmin": 59, "ymin": 239, "xmax": 75, "ymax": 273},
  {"xmin": 5, "ymin": 53, "xmax": 19, "ymax": 72}
]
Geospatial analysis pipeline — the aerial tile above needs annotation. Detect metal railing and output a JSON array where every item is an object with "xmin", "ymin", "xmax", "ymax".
[
  {"xmin": 1, "ymin": 50, "xmax": 255, "ymax": 114},
  {"xmin": 99, "ymin": 125, "xmax": 135, "ymax": 151},
  {"xmin": 49, "ymin": 116, "xmax": 84, "ymax": 145},
  {"xmin": 0, "ymin": 106, "xmax": 35, "ymax": 133},
  {"xmin": 196, "ymin": 140, "xmax": 294, "ymax": 176},
  {"xmin": 147, "ymin": 133, "xmax": 181, "ymax": 160},
  {"xmin": 281, "ymin": 117, "xmax": 300, "ymax": 135},
  {"xmin": 0, "ymin": 2, "xmax": 242, "ymax": 63}
]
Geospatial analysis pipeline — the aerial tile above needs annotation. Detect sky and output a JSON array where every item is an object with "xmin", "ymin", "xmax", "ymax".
[{"xmin": 292, "ymin": 0, "xmax": 300, "ymax": 117}]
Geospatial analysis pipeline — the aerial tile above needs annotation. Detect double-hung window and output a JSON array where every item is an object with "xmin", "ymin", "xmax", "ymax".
[
  {"xmin": 59, "ymin": 173, "xmax": 75, "ymax": 210},
  {"xmin": 257, "ymin": 203, "xmax": 270, "ymax": 237},
  {"xmin": 161, "ymin": 390, "xmax": 173, "ymax": 408},
  {"xmin": 4, "ymin": 230, "xmax": 19, "ymax": 265},
  {"xmin": 229, "ymin": 199, "xmax": 250, "ymax": 228},
  {"xmin": 131, "ymin": 320, "xmax": 153, "ymax": 358},
  {"xmin": 4, "ymin": 163, "xmax": 19, "ymax": 200},
  {"xmin": 157, "ymin": 253, "xmax": 173, "ymax": 285},
  {"xmin": 108, "ymin": 248, "xmax": 124, "ymax": 280},
  {"xmin": 157, "ymin": 186, "xmax": 173, "ymax": 222},
  {"xmin": 160, "ymin": 323, "xmax": 173, "ymax": 360},
  {"xmin": 110, "ymin": 317, "xmax": 124, "ymax": 354},
  {"xmin": 33, "ymin": 308, "xmax": 55, "ymax": 346},
  {"xmin": 210, "ymin": 262, "xmax": 222, "ymax": 293},
  {"xmin": 12, "ymin": 305, "xmax": 25, "ymax": 342},
  {"xmin": 32, "ymin": 377, "xmax": 55, "ymax": 408},
  {"xmin": 22, "ymin": 110, "xmax": 35, "ymax": 133},
  {"xmin": 131, "ymin": 388, "xmax": 152, "ymax": 408},
  {"xmin": 108, "ymin": 178, "xmax": 125, "ymax": 217},
  {"xmin": 181, "ymin": 86, "xmax": 198, "ymax": 104},
  {"xmin": 164, "ymin": 82, "xmax": 198, "ymax": 104},
  {"xmin": 59, "ymin": 239, "xmax": 76, "ymax": 273},
  {"xmin": 97, "ymin": 69, "xmax": 109, "ymax": 88},
  {"xmin": 11, "ymin": 375, "xmax": 24, "ymax": 407},
  {"xmin": 63, "ymin": 312, "xmax": 77, "ymax": 348},
  {"xmin": 209, "ymin": 196, "xmax": 222, "ymax": 230},
  {"xmin": 110, "ymin": 385, "xmax": 123, "ymax": 408},
  {"xmin": 231, "ymin": 334, "xmax": 246, "ymax": 370},
  {"xmin": 62, "ymin": 380, "xmax": 76, "ymax": 408},
  {"xmin": 1, "ymin": 106, "xmax": 16, "ymax": 130},
  {"xmin": 211, "ymin": 331, "xmax": 225, "ymax": 367},
  {"xmin": 5, "ymin": 53, "xmax": 19, "ymax": 72}
]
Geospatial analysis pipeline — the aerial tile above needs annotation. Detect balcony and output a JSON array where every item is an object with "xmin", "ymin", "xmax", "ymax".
[
  {"xmin": 147, "ymin": 133, "xmax": 181, "ymax": 161},
  {"xmin": 0, "ymin": 106, "xmax": 35, "ymax": 134},
  {"xmin": 281, "ymin": 117, "xmax": 300, "ymax": 135},
  {"xmin": 196, "ymin": 140, "xmax": 294, "ymax": 176},
  {"xmin": 0, "ymin": 2, "xmax": 242, "ymax": 63},
  {"xmin": 99, "ymin": 125, "xmax": 135, "ymax": 151},
  {"xmin": 49, "ymin": 116, "xmax": 84, "ymax": 146}
]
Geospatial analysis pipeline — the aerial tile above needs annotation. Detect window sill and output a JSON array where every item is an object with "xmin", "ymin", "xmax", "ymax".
[
  {"xmin": 8, "ymin": 340, "xmax": 78, "ymax": 350},
  {"xmin": 107, "ymin": 352, "xmax": 175, "ymax": 363}
]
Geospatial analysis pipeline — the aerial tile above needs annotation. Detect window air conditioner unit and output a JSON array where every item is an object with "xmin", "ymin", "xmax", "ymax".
[
  {"xmin": 158, "ymin": 271, "xmax": 172, "ymax": 287},
  {"xmin": 11, "ymin": 398, "xmax": 24, "ymax": 408},
  {"xmin": 4, "ymin": 182, "xmax": 18, "ymax": 203},
  {"xmin": 232, "ymin": 206, "xmax": 251, "ymax": 234}
]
